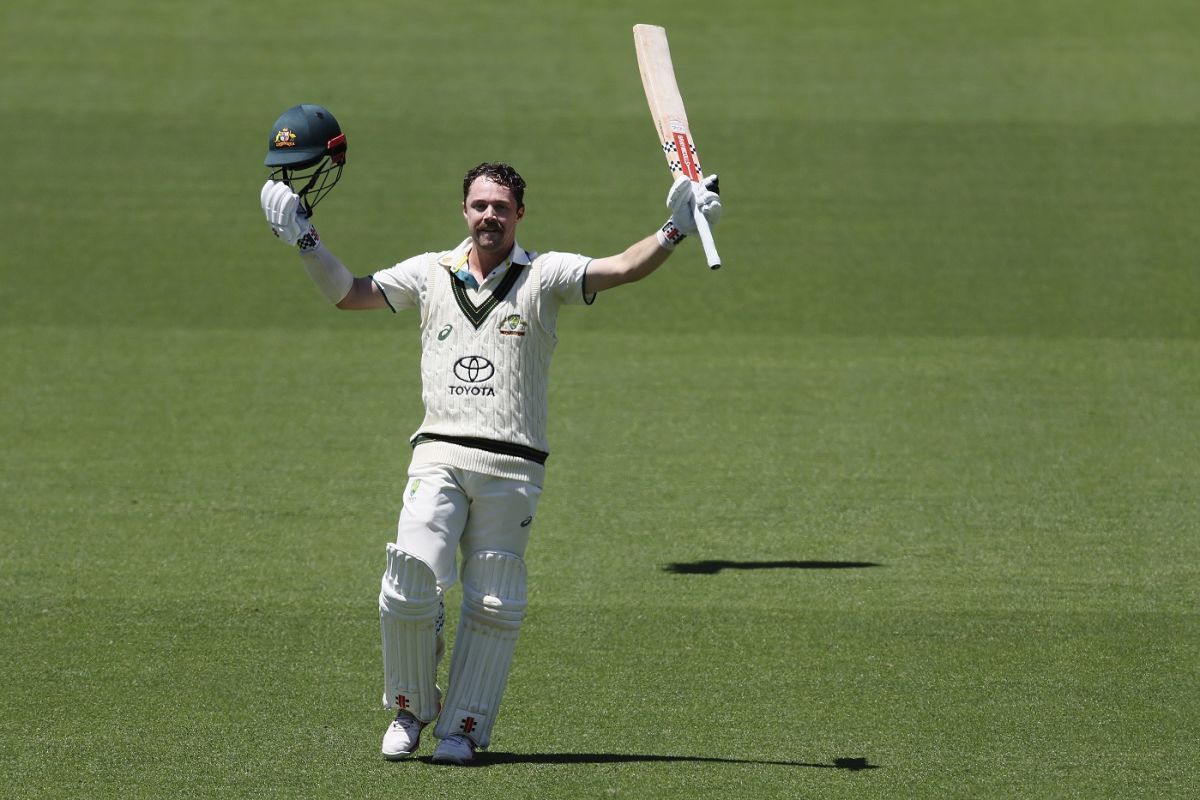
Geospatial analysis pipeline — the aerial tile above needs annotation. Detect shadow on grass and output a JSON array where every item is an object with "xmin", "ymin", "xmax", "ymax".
[
  {"xmin": 663, "ymin": 560, "xmax": 882, "ymax": 575},
  {"xmin": 442, "ymin": 753, "xmax": 878, "ymax": 770}
]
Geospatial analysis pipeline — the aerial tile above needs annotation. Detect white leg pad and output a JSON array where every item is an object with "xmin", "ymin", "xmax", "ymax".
[
  {"xmin": 433, "ymin": 550, "xmax": 528, "ymax": 748},
  {"xmin": 379, "ymin": 544, "xmax": 441, "ymax": 723}
]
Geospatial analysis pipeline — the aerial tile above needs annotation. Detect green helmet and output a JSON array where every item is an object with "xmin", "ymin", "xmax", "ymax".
[{"xmin": 264, "ymin": 104, "xmax": 347, "ymax": 214}]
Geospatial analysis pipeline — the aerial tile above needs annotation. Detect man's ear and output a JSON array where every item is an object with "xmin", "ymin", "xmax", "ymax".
[{"xmin": 516, "ymin": 205, "xmax": 525, "ymax": 221}]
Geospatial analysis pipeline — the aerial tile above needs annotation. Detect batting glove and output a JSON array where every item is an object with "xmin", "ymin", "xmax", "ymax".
[
  {"xmin": 657, "ymin": 174, "xmax": 721, "ymax": 249},
  {"xmin": 261, "ymin": 180, "xmax": 320, "ymax": 252}
]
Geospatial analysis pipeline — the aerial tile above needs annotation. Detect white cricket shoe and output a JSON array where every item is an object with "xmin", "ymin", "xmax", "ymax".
[
  {"xmin": 381, "ymin": 711, "xmax": 427, "ymax": 760},
  {"xmin": 431, "ymin": 734, "xmax": 477, "ymax": 766}
]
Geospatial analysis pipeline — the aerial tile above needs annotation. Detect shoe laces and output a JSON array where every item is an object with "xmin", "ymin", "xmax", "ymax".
[
  {"xmin": 391, "ymin": 710, "xmax": 422, "ymax": 734},
  {"xmin": 444, "ymin": 734, "xmax": 474, "ymax": 752}
]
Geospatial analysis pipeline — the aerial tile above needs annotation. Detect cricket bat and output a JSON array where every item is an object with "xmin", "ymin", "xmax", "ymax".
[{"xmin": 633, "ymin": 23, "xmax": 721, "ymax": 270}]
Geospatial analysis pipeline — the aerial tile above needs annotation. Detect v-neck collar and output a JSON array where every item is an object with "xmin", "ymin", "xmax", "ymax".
[
  {"xmin": 439, "ymin": 240, "xmax": 532, "ymax": 329},
  {"xmin": 450, "ymin": 257, "xmax": 527, "ymax": 329}
]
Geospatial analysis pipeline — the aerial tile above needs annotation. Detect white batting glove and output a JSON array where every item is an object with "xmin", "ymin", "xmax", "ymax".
[
  {"xmin": 657, "ymin": 174, "xmax": 721, "ymax": 249},
  {"xmin": 260, "ymin": 180, "xmax": 320, "ymax": 251}
]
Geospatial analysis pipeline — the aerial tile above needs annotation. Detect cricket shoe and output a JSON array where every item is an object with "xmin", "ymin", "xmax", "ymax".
[
  {"xmin": 381, "ymin": 710, "xmax": 428, "ymax": 760},
  {"xmin": 431, "ymin": 734, "xmax": 477, "ymax": 766}
]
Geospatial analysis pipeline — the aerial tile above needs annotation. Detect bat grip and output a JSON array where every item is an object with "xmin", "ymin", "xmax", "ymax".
[{"xmin": 693, "ymin": 206, "xmax": 721, "ymax": 270}]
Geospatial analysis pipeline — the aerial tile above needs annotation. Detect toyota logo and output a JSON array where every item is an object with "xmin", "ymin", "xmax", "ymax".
[{"xmin": 453, "ymin": 356, "xmax": 495, "ymax": 383}]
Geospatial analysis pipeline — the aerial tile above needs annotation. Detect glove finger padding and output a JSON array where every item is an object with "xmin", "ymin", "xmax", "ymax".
[
  {"xmin": 665, "ymin": 175, "xmax": 694, "ymax": 212},
  {"xmin": 260, "ymin": 180, "xmax": 276, "ymax": 217},
  {"xmin": 664, "ymin": 174, "xmax": 723, "ymax": 236},
  {"xmin": 665, "ymin": 176, "xmax": 699, "ymax": 236},
  {"xmin": 264, "ymin": 181, "xmax": 298, "ymax": 226},
  {"xmin": 694, "ymin": 174, "xmax": 722, "ymax": 227},
  {"xmin": 260, "ymin": 179, "xmax": 310, "ymax": 245}
]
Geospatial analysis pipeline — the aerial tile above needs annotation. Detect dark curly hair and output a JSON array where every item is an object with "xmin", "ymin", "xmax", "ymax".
[{"xmin": 462, "ymin": 162, "xmax": 526, "ymax": 208}]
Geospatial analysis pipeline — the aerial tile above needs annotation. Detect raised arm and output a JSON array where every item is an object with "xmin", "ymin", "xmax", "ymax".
[
  {"xmin": 584, "ymin": 234, "xmax": 673, "ymax": 294},
  {"xmin": 584, "ymin": 175, "xmax": 721, "ymax": 295},
  {"xmin": 261, "ymin": 179, "xmax": 387, "ymax": 310}
]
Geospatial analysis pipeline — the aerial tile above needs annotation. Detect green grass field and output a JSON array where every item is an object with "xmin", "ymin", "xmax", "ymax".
[{"xmin": 2, "ymin": 1, "xmax": 1198, "ymax": 797}]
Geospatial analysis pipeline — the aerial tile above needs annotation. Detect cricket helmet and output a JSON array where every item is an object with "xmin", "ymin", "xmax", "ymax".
[{"xmin": 264, "ymin": 104, "xmax": 347, "ymax": 214}]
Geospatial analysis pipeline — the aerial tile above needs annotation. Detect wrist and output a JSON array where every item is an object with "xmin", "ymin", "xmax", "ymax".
[
  {"xmin": 656, "ymin": 218, "xmax": 686, "ymax": 250},
  {"xmin": 296, "ymin": 221, "xmax": 321, "ymax": 253}
]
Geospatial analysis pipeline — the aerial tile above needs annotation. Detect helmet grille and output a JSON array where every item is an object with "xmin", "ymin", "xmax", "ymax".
[{"xmin": 270, "ymin": 156, "xmax": 343, "ymax": 216}]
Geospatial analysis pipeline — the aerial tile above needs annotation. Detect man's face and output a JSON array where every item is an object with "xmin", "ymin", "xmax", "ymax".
[{"xmin": 463, "ymin": 177, "xmax": 524, "ymax": 256}]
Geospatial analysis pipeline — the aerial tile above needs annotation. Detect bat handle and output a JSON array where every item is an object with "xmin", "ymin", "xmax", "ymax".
[{"xmin": 693, "ymin": 206, "xmax": 722, "ymax": 270}]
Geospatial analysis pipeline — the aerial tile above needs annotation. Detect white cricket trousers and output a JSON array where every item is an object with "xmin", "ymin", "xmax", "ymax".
[{"xmin": 394, "ymin": 461, "xmax": 542, "ymax": 590}]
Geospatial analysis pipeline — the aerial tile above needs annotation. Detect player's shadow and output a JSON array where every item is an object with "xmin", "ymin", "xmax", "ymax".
[
  {"xmin": 459, "ymin": 753, "xmax": 878, "ymax": 770},
  {"xmin": 663, "ymin": 559, "xmax": 882, "ymax": 575}
]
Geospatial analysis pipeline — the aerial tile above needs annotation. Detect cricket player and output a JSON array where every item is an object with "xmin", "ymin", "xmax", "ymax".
[{"xmin": 260, "ymin": 111, "xmax": 720, "ymax": 766}]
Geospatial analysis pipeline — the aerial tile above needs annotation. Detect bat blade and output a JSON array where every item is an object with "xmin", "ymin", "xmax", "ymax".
[{"xmin": 633, "ymin": 23, "xmax": 721, "ymax": 269}]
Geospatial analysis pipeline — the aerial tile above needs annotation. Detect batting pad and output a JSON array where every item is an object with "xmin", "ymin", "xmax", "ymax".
[
  {"xmin": 379, "ymin": 544, "xmax": 441, "ymax": 723},
  {"xmin": 433, "ymin": 550, "xmax": 528, "ymax": 748}
]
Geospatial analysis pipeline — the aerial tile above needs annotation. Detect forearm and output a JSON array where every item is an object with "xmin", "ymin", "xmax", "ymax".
[
  {"xmin": 611, "ymin": 233, "xmax": 674, "ymax": 283},
  {"xmin": 299, "ymin": 243, "xmax": 354, "ymax": 304},
  {"xmin": 583, "ymin": 233, "xmax": 673, "ymax": 294}
]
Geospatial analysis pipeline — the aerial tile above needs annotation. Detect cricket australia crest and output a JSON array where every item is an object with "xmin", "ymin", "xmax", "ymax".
[{"xmin": 498, "ymin": 314, "xmax": 528, "ymax": 337}]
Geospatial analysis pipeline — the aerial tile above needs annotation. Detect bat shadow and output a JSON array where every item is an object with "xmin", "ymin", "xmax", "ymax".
[
  {"xmin": 429, "ymin": 753, "xmax": 878, "ymax": 770},
  {"xmin": 663, "ymin": 559, "xmax": 882, "ymax": 575}
]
